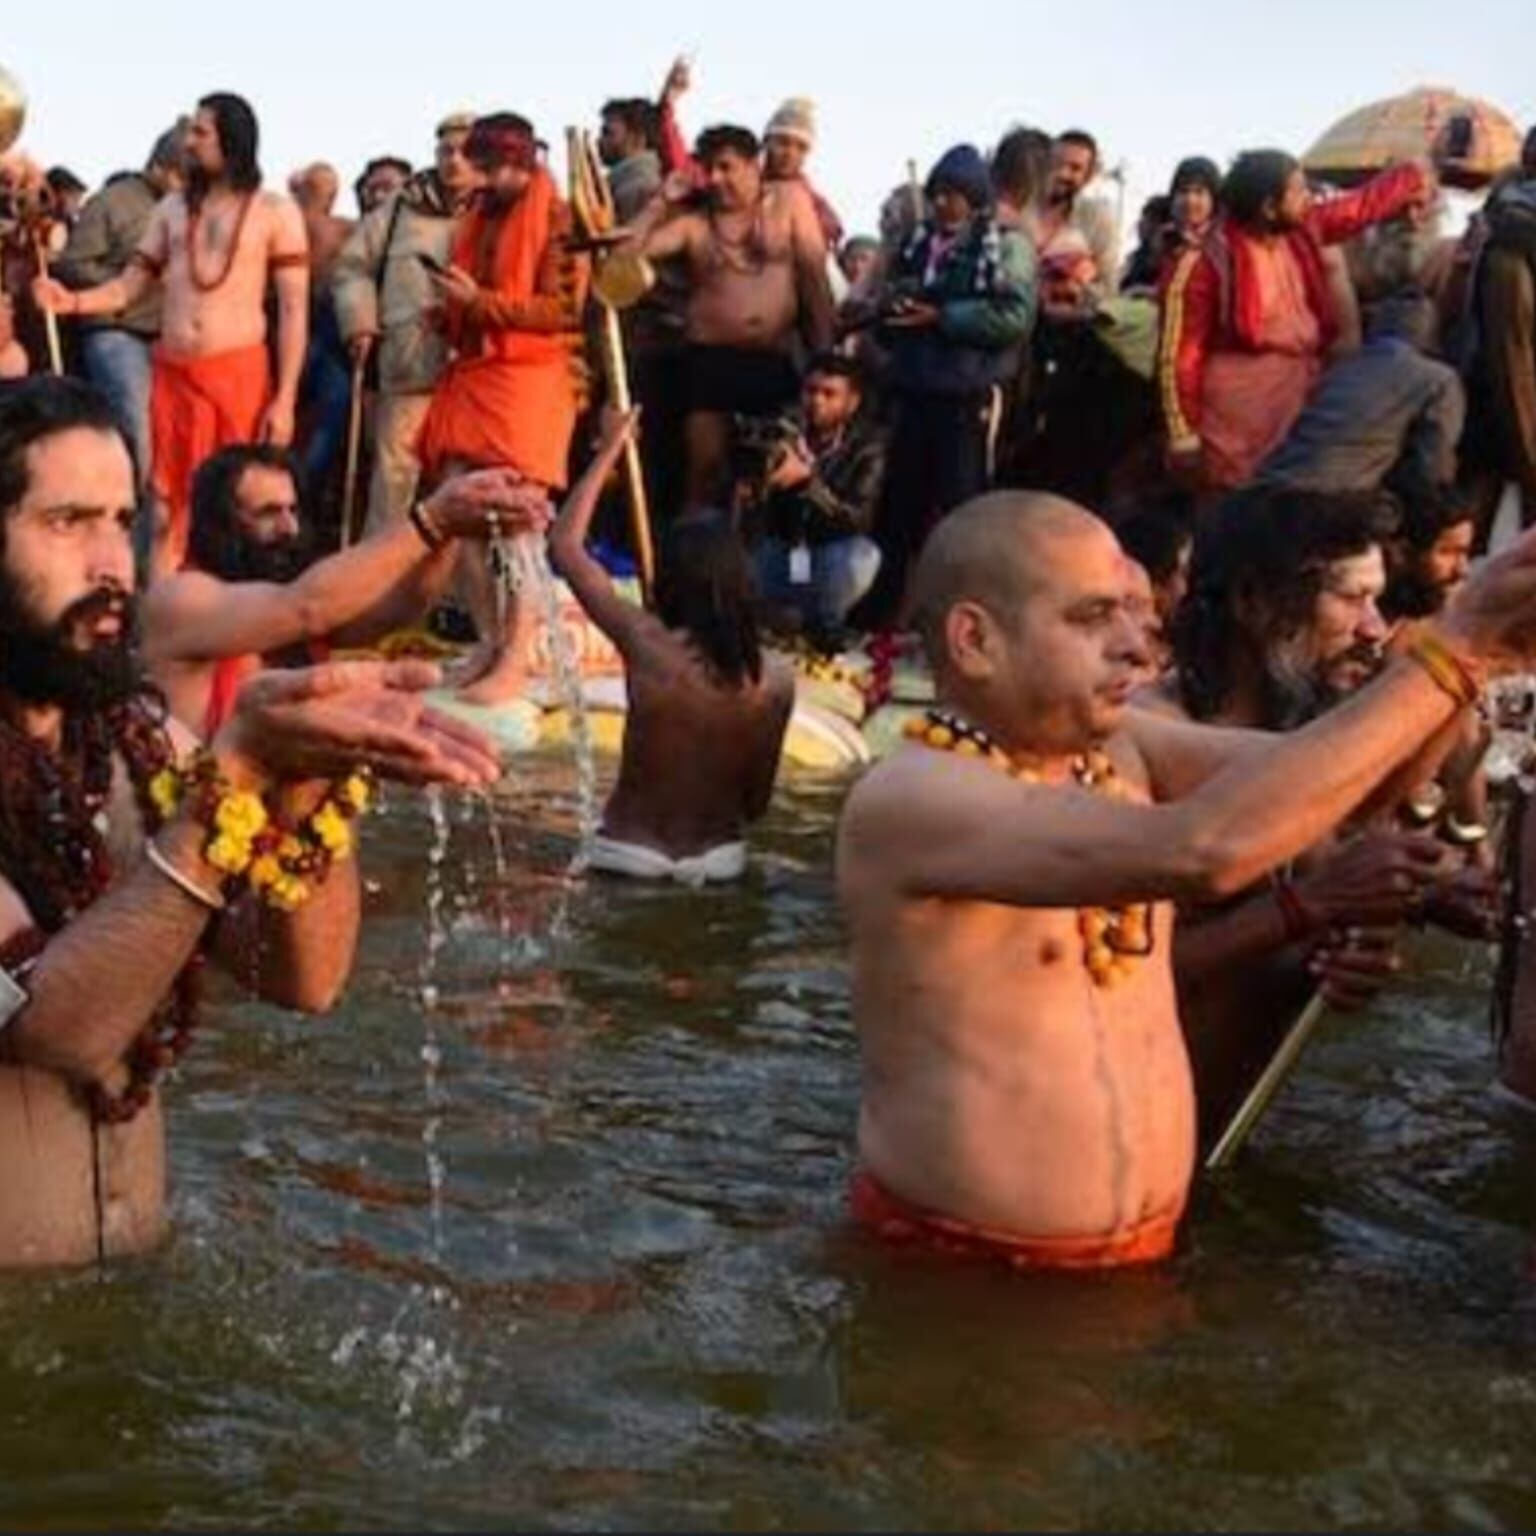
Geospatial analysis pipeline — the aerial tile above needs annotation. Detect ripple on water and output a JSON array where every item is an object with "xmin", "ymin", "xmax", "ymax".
[{"xmin": 7, "ymin": 772, "xmax": 1536, "ymax": 1527}]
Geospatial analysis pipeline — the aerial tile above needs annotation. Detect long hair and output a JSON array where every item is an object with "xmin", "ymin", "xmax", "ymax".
[
  {"xmin": 187, "ymin": 442, "xmax": 305, "ymax": 580},
  {"xmin": 196, "ymin": 92, "xmax": 262, "ymax": 199},
  {"xmin": 654, "ymin": 512, "xmax": 762, "ymax": 688},
  {"xmin": 1221, "ymin": 150, "xmax": 1298, "ymax": 228},
  {"xmin": 1173, "ymin": 485, "xmax": 1396, "ymax": 725}
]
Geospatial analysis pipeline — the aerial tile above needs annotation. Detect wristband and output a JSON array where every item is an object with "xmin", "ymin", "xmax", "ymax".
[
  {"xmin": 410, "ymin": 500, "xmax": 447, "ymax": 552},
  {"xmin": 144, "ymin": 837, "xmax": 227, "ymax": 912},
  {"xmin": 1443, "ymin": 816, "xmax": 1489, "ymax": 848},
  {"xmin": 1406, "ymin": 632, "xmax": 1484, "ymax": 710}
]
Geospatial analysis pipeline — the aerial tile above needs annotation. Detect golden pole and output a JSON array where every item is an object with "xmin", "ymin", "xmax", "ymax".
[
  {"xmin": 567, "ymin": 126, "xmax": 656, "ymax": 605},
  {"xmin": 1204, "ymin": 993, "xmax": 1329, "ymax": 1171}
]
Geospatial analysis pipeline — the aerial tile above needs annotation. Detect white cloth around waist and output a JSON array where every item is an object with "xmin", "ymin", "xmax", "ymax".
[{"xmin": 588, "ymin": 835, "xmax": 748, "ymax": 886}]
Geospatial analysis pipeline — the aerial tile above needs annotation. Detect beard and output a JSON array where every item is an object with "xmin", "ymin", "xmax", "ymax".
[
  {"xmin": 1382, "ymin": 567, "xmax": 1447, "ymax": 621},
  {"xmin": 205, "ymin": 529, "xmax": 312, "ymax": 585},
  {"xmin": 0, "ymin": 582, "xmax": 142, "ymax": 713},
  {"xmin": 1262, "ymin": 636, "xmax": 1384, "ymax": 729}
]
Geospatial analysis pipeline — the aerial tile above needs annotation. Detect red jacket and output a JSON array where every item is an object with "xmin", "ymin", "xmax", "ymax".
[{"xmin": 1157, "ymin": 163, "xmax": 1428, "ymax": 452}]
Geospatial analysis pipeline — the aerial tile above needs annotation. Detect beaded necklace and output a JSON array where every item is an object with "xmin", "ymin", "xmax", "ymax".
[
  {"xmin": 904, "ymin": 708, "xmax": 1155, "ymax": 988},
  {"xmin": 183, "ymin": 192, "xmax": 255, "ymax": 293},
  {"xmin": 0, "ymin": 692, "xmax": 203, "ymax": 1122}
]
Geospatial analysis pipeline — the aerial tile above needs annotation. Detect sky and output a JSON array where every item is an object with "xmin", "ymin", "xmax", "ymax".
[{"xmin": 6, "ymin": 0, "xmax": 1532, "ymax": 244}]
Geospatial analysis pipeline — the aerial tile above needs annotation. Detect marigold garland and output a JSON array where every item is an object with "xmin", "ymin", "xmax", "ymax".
[
  {"xmin": 904, "ymin": 709, "xmax": 1155, "ymax": 989},
  {"xmin": 150, "ymin": 754, "xmax": 374, "ymax": 912}
]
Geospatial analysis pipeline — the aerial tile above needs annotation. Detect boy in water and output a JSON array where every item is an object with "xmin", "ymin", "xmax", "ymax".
[{"xmin": 549, "ymin": 410, "xmax": 794, "ymax": 883}]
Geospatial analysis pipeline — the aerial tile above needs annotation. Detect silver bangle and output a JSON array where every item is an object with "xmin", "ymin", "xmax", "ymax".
[{"xmin": 144, "ymin": 838, "xmax": 226, "ymax": 912}]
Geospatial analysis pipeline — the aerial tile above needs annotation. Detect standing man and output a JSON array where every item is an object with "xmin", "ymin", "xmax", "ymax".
[
  {"xmin": 1028, "ymin": 131, "xmax": 1120, "ymax": 304},
  {"xmin": 857, "ymin": 145, "xmax": 1035, "ymax": 627},
  {"xmin": 34, "ymin": 93, "xmax": 310, "ymax": 575},
  {"xmin": 288, "ymin": 162, "xmax": 355, "ymax": 502},
  {"xmin": 52, "ymin": 121, "xmax": 184, "ymax": 530},
  {"xmin": 762, "ymin": 98, "xmax": 843, "ymax": 250},
  {"xmin": 1158, "ymin": 150, "xmax": 1432, "ymax": 495},
  {"xmin": 417, "ymin": 112, "xmax": 588, "ymax": 706},
  {"xmin": 596, "ymin": 98, "xmax": 663, "ymax": 223},
  {"xmin": 353, "ymin": 156, "xmax": 413, "ymax": 217},
  {"xmin": 838, "ymin": 489, "xmax": 1536, "ymax": 1270},
  {"xmin": 333, "ymin": 113, "xmax": 478, "ymax": 536},
  {"xmin": 630, "ymin": 125, "xmax": 835, "ymax": 510}
]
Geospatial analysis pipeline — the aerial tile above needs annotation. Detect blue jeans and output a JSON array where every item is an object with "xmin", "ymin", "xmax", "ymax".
[
  {"xmin": 756, "ymin": 535, "xmax": 882, "ymax": 629},
  {"xmin": 78, "ymin": 328, "xmax": 154, "ymax": 566}
]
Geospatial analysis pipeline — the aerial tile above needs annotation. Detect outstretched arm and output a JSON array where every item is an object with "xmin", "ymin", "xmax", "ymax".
[
  {"xmin": 143, "ymin": 469, "xmax": 548, "ymax": 667},
  {"xmin": 548, "ymin": 409, "xmax": 648, "ymax": 654},
  {"xmin": 845, "ymin": 590, "xmax": 1525, "ymax": 913}
]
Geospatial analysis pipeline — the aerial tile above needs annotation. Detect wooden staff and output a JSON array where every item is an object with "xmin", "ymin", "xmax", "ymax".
[
  {"xmin": 340, "ymin": 350, "xmax": 366, "ymax": 549},
  {"xmin": 906, "ymin": 158, "xmax": 924, "ymax": 228},
  {"xmin": 32, "ymin": 231, "xmax": 63, "ymax": 376},
  {"xmin": 1204, "ymin": 993, "xmax": 1329, "ymax": 1171}
]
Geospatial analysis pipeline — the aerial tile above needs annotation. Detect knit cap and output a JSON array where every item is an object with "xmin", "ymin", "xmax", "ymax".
[
  {"xmin": 764, "ymin": 97, "xmax": 817, "ymax": 149},
  {"xmin": 926, "ymin": 143, "xmax": 991, "ymax": 208}
]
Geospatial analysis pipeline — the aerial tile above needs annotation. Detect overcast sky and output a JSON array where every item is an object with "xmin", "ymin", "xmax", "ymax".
[{"xmin": 7, "ymin": 0, "xmax": 1530, "ymax": 240}]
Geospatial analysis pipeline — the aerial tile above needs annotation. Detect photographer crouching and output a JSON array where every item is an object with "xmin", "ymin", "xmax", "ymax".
[{"xmin": 746, "ymin": 353, "xmax": 886, "ymax": 649}]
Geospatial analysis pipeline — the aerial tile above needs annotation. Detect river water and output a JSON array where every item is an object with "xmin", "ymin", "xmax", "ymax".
[{"xmin": 4, "ymin": 759, "xmax": 1536, "ymax": 1531}]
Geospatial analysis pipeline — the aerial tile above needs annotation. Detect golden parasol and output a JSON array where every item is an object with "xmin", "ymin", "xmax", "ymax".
[
  {"xmin": 0, "ymin": 65, "xmax": 25, "ymax": 156},
  {"xmin": 1304, "ymin": 85, "xmax": 1523, "ymax": 191}
]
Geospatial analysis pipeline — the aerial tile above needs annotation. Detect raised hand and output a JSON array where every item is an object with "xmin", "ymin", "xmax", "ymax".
[
  {"xmin": 1441, "ymin": 525, "xmax": 1536, "ymax": 673},
  {"xmin": 214, "ymin": 660, "xmax": 502, "ymax": 790}
]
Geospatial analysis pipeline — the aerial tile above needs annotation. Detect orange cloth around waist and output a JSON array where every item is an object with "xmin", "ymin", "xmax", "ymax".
[
  {"xmin": 850, "ymin": 1168, "xmax": 1178, "ymax": 1272},
  {"xmin": 150, "ymin": 344, "xmax": 271, "ymax": 568},
  {"xmin": 416, "ymin": 352, "xmax": 575, "ymax": 489}
]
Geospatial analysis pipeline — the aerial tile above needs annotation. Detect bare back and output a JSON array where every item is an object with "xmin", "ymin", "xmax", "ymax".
[
  {"xmin": 839, "ymin": 740, "xmax": 1195, "ymax": 1241},
  {"xmin": 602, "ymin": 623, "xmax": 794, "ymax": 856},
  {"xmin": 144, "ymin": 189, "xmax": 307, "ymax": 355}
]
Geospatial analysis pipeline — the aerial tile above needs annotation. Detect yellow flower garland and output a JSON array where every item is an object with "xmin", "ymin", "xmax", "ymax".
[{"xmin": 153, "ymin": 756, "xmax": 374, "ymax": 911}]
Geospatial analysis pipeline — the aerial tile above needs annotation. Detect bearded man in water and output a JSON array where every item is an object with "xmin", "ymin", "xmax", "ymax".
[{"xmin": 837, "ymin": 489, "xmax": 1536, "ymax": 1270}]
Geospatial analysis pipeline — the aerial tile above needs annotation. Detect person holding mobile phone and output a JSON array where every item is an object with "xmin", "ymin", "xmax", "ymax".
[{"xmin": 415, "ymin": 112, "xmax": 589, "ymax": 707}]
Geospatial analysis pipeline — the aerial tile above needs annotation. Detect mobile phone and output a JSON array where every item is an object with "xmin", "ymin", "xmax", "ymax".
[{"xmin": 416, "ymin": 252, "xmax": 447, "ymax": 275}]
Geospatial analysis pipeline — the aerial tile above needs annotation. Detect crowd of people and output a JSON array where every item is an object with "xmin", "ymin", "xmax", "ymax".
[{"xmin": 4, "ymin": 62, "xmax": 1536, "ymax": 1279}]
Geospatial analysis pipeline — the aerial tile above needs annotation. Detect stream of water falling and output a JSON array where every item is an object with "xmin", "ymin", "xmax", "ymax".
[{"xmin": 419, "ymin": 785, "xmax": 452, "ymax": 1263}]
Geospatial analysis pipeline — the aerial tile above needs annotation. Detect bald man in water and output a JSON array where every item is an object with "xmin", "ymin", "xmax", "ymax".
[{"xmin": 837, "ymin": 491, "xmax": 1536, "ymax": 1270}]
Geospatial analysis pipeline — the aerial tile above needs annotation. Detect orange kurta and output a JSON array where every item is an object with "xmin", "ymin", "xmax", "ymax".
[
  {"xmin": 417, "ymin": 170, "xmax": 584, "ymax": 489},
  {"xmin": 150, "ymin": 344, "xmax": 271, "ymax": 569}
]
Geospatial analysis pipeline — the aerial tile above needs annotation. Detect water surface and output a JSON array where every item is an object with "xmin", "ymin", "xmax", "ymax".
[{"xmin": 4, "ymin": 760, "xmax": 1536, "ymax": 1532}]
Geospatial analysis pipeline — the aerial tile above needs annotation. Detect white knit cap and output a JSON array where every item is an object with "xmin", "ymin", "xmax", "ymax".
[{"xmin": 764, "ymin": 97, "xmax": 817, "ymax": 149}]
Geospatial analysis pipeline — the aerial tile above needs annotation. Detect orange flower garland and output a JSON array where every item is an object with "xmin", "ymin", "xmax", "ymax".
[{"xmin": 904, "ymin": 709, "xmax": 1155, "ymax": 988}]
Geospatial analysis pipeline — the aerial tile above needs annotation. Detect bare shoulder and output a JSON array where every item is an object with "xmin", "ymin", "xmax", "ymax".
[
  {"xmin": 259, "ymin": 192, "xmax": 308, "ymax": 247},
  {"xmin": 1130, "ymin": 677, "xmax": 1187, "ymax": 720}
]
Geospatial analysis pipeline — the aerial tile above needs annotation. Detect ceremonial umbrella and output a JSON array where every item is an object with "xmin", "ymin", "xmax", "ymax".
[
  {"xmin": 1304, "ymin": 85, "xmax": 1523, "ymax": 190},
  {"xmin": 0, "ymin": 65, "xmax": 26, "ymax": 156}
]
